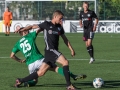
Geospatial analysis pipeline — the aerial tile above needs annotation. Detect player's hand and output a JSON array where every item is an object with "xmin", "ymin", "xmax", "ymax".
[
  {"xmin": 93, "ymin": 25, "xmax": 97, "ymax": 31},
  {"xmin": 20, "ymin": 59, "xmax": 26, "ymax": 63},
  {"xmin": 10, "ymin": 20, "xmax": 12, "ymax": 24},
  {"xmin": 71, "ymin": 50, "xmax": 75, "ymax": 57},
  {"xmin": 14, "ymin": 26, "xmax": 21, "ymax": 33},
  {"xmin": 2, "ymin": 20, "xmax": 4, "ymax": 24}
]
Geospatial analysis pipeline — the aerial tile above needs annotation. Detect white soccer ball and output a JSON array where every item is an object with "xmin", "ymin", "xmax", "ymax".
[{"xmin": 93, "ymin": 78, "xmax": 104, "ymax": 88}]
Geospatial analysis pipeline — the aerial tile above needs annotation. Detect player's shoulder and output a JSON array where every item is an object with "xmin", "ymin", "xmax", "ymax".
[
  {"xmin": 41, "ymin": 20, "xmax": 51, "ymax": 25},
  {"xmin": 3, "ymin": 11, "xmax": 7, "ymax": 14},
  {"xmin": 10, "ymin": 11, "xmax": 12, "ymax": 14},
  {"xmin": 44, "ymin": 20, "xmax": 59, "ymax": 27},
  {"xmin": 80, "ymin": 11, "xmax": 84, "ymax": 14},
  {"xmin": 13, "ymin": 39, "xmax": 21, "ymax": 48},
  {"xmin": 88, "ymin": 10, "xmax": 95, "ymax": 13},
  {"xmin": 19, "ymin": 37, "xmax": 26, "ymax": 43},
  {"xmin": 43, "ymin": 20, "xmax": 50, "ymax": 23}
]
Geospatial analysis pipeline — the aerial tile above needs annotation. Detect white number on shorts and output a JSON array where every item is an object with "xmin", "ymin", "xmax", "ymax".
[{"xmin": 20, "ymin": 40, "xmax": 31, "ymax": 54}]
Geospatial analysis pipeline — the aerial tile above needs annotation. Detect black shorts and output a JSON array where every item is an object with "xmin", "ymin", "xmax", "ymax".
[
  {"xmin": 43, "ymin": 49, "xmax": 62, "ymax": 68},
  {"xmin": 83, "ymin": 31, "xmax": 95, "ymax": 41}
]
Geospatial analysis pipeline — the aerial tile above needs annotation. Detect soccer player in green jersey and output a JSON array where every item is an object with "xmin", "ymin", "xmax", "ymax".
[{"xmin": 11, "ymin": 27, "xmax": 86, "ymax": 87}]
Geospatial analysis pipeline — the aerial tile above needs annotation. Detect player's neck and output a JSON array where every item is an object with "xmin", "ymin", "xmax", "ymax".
[
  {"xmin": 22, "ymin": 33, "xmax": 27, "ymax": 36},
  {"xmin": 84, "ymin": 9, "xmax": 89, "ymax": 13},
  {"xmin": 6, "ymin": 10, "xmax": 10, "ymax": 12},
  {"xmin": 51, "ymin": 19, "xmax": 56, "ymax": 25}
]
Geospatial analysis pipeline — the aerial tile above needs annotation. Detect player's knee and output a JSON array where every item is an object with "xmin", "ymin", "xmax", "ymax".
[
  {"xmin": 86, "ymin": 44, "xmax": 88, "ymax": 47},
  {"xmin": 87, "ymin": 44, "xmax": 91, "ymax": 47},
  {"xmin": 37, "ymin": 71, "xmax": 45, "ymax": 76},
  {"xmin": 63, "ymin": 60, "xmax": 69, "ymax": 66},
  {"xmin": 86, "ymin": 43, "xmax": 91, "ymax": 47}
]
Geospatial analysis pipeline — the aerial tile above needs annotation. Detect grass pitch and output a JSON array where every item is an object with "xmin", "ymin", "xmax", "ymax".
[{"xmin": 0, "ymin": 33, "xmax": 120, "ymax": 90}]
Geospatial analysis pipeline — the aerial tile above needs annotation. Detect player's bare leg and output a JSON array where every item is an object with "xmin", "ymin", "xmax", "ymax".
[
  {"xmin": 5, "ymin": 26, "xmax": 7, "ymax": 36},
  {"xmin": 7, "ymin": 26, "xmax": 10, "ymax": 36},
  {"xmin": 56, "ymin": 55, "xmax": 76, "ymax": 90},
  {"xmin": 15, "ymin": 63, "xmax": 50, "ymax": 87},
  {"xmin": 23, "ymin": 63, "xmax": 50, "ymax": 87},
  {"xmin": 85, "ymin": 39, "xmax": 95, "ymax": 64},
  {"xmin": 37, "ymin": 62, "xmax": 50, "ymax": 76}
]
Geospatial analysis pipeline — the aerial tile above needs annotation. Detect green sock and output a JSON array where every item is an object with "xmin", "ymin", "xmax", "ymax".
[
  {"xmin": 27, "ymin": 80, "xmax": 37, "ymax": 86},
  {"xmin": 58, "ymin": 67, "xmax": 76, "ymax": 79}
]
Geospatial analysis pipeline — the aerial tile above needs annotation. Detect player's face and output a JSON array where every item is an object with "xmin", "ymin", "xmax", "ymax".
[
  {"xmin": 83, "ymin": 3, "xmax": 89, "ymax": 11},
  {"xmin": 19, "ymin": 31, "xmax": 29, "ymax": 36},
  {"xmin": 6, "ymin": 8, "xmax": 9, "ymax": 11},
  {"xmin": 55, "ymin": 15, "xmax": 63, "ymax": 24},
  {"xmin": 24, "ymin": 31, "xmax": 29, "ymax": 35},
  {"xmin": 16, "ymin": 25, "xmax": 21, "ymax": 31}
]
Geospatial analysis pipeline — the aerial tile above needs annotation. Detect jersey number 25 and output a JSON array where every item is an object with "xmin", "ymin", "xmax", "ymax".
[{"xmin": 20, "ymin": 40, "xmax": 31, "ymax": 54}]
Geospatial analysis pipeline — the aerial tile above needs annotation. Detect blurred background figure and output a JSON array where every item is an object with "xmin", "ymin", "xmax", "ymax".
[{"xmin": 3, "ymin": 6, "xmax": 12, "ymax": 36}]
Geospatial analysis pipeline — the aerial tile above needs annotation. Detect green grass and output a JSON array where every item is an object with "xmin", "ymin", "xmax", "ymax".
[{"xmin": 0, "ymin": 33, "xmax": 120, "ymax": 90}]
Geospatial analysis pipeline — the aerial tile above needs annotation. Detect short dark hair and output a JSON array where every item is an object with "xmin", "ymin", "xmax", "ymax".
[
  {"xmin": 83, "ymin": 1, "xmax": 89, "ymax": 7},
  {"xmin": 18, "ymin": 27, "xmax": 25, "ymax": 32},
  {"xmin": 19, "ymin": 27, "xmax": 24, "ymax": 30},
  {"xmin": 52, "ymin": 10, "xmax": 64, "ymax": 18}
]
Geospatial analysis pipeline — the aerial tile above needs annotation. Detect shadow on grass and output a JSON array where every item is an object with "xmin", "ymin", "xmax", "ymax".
[
  {"xmin": 10, "ymin": 80, "xmax": 120, "ymax": 89},
  {"xmin": 93, "ymin": 61, "xmax": 120, "ymax": 64},
  {"xmin": 35, "ymin": 80, "xmax": 120, "ymax": 89},
  {"xmin": 74, "ymin": 80, "xmax": 120, "ymax": 88},
  {"xmin": 36, "ymin": 84, "xmax": 81, "ymax": 89},
  {"xmin": 104, "ymin": 80, "xmax": 120, "ymax": 88}
]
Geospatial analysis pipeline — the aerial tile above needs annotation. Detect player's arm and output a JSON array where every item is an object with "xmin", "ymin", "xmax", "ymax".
[
  {"xmin": 36, "ymin": 28, "xmax": 44, "ymax": 35},
  {"xmin": 10, "ymin": 12, "xmax": 13, "ymax": 20},
  {"xmin": 32, "ymin": 22, "xmax": 46, "ymax": 34},
  {"xmin": 23, "ymin": 25, "xmax": 43, "ymax": 34},
  {"xmin": 93, "ymin": 18, "xmax": 98, "ymax": 31},
  {"xmin": 92, "ymin": 11, "xmax": 99, "ymax": 31},
  {"xmin": 20, "ymin": 25, "xmax": 38, "ymax": 31},
  {"xmin": 79, "ymin": 11, "xmax": 83, "ymax": 28},
  {"xmin": 10, "ymin": 52, "xmax": 25, "ymax": 63},
  {"xmin": 61, "ymin": 34, "xmax": 75, "ymax": 57},
  {"xmin": 10, "ymin": 12, "xmax": 13, "ymax": 24},
  {"xmin": 15, "ymin": 25, "xmax": 39, "ymax": 33},
  {"xmin": 3, "ymin": 12, "xmax": 5, "ymax": 20},
  {"xmin": 15, "ymin": 21, "xmax": 46, "ymax": 33},
  {"xmin": 3, "ymin": 12, "xmax": 5, "ymax": 23},
  {"xmin": 22, "ymin": 24, "xmax": 43, "ymax": 34},
  {"xmin": 79, "ymin": 20, "xmax": 83, "ymax": 28}
]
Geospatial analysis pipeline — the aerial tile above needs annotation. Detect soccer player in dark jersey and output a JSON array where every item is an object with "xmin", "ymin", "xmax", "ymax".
[
  {"xmin": 79, "ymin": 1, "xmax": 98, "ymax": 64},
  {"xmin": 11, "ymin": 27, "xmax": 86, "ymax": 87},
  {"xmin": 14, "ymin": 10, "xmax": 78, "ymax": 90}
]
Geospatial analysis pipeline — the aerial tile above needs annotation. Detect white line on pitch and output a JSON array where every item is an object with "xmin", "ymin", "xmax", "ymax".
[
  {"xmin": 0, "ymin": 57, "xmax": 120, "ymax": 61},
  {"xmin": 0, "ymin": 36, "xmax": 74, "ymax": 37},
  {"xmin": 0, "ymin": 36, "xmax": 44, "ymax": 37},
  {"xmin": 68, "ymin": 59, "xmax": 120, "ymax": 61}
]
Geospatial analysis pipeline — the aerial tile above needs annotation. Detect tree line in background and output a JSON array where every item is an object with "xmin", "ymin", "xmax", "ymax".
[
  {"xmin": 99, "ymin": 0, "xmax": 120, "ymax": 20},
  {"xmin": 1, "ymin": 0, "xmax": 120, "ymax": 20},
  {"xmin": 8, "ymin": 1, "xmax": 85, "ymax": 20}
]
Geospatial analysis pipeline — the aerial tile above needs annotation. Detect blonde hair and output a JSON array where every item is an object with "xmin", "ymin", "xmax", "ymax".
[
  {"xmin": 83, "ymin": 1, "xmax": 89, "ymax": 7},
  {"xmin": 52, "ymin": 10, "xmax": 64, "ymax": 18}
]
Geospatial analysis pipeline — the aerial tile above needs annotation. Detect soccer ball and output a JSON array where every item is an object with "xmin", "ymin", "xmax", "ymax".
[{"xmin": 93, "ymin": 78, "xmax": 104, "ymax": 88}]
